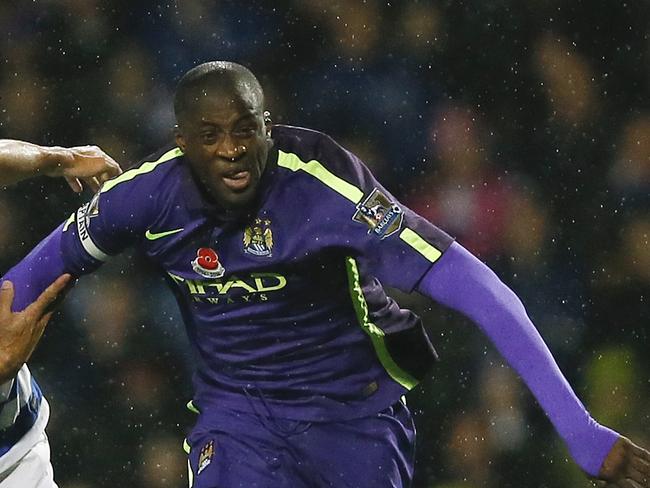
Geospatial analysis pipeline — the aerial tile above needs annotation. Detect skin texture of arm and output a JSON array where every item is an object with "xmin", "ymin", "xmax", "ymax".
[
  {"xmin": 0, "ymin": 139, "xmax": 121, "ymax": 192},
  {"xmin": 417, "ymin": 241, "xmax": 650, "ymax": 485}
]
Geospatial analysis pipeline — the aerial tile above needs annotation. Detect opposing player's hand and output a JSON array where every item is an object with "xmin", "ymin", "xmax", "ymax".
[
  {"xmin": 595, "ymin": 436, "xmax": 650, "ymax": 487},
  {"xmin": 0, "ymin": 274, "xmax": 72, "ymax": 382},
  {"xmin": 44, "ymin": 145, "xmax": 122, "ymax": 193}
]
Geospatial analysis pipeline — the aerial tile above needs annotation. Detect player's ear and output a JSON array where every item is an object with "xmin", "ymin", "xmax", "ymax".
[
  {"xmin": 174, "ymin": 125, "xmax": 186, "ymax": 152},
  {"xmin": 263, "ymin": 111, "xmax": 272, "ymax": 138}
]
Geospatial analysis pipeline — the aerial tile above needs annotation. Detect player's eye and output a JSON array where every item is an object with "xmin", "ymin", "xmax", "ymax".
[
  {"xmin": 201, "ymin": 132, "xmax": 218, "ymax": 144},
  {"xmin": 233, "ymin": 127, "xmax": 256, "ymax": 138}
]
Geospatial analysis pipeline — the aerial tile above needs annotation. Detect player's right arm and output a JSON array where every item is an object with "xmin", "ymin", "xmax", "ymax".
[{"xmin": 0, "ymin": 148, "xmax": 175, "ymax": 312}]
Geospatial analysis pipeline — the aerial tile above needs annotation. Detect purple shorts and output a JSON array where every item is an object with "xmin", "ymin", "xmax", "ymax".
[{"xmin": 185, "ymin": 399, "xmax": 415, "ymax": 487}]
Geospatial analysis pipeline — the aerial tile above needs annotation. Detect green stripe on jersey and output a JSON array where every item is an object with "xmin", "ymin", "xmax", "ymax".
[
  {"xmin": 62, "ymin": 212, "xmax": 75, "ymax": 232},
  {"xmin": 102, "ymin": 147, "xmax": 183, "ymax": 193},
  {"xmin": 277, "ymin": 150, "xmax": 364, "ymax": 203},
  {"xmin": 399, "ymin": 228, "xmax": 442, "ymax": 263},
  {"xmin": 345, "ymin": 257, "xmax": 419, "ymax": 390},
  {"xmin": 186, "ymin": 400, "xmax": 200, "ymax": 414},
  {"xmin": 183, "ymin": 439, "xmax": 193, "ymax": 487}
]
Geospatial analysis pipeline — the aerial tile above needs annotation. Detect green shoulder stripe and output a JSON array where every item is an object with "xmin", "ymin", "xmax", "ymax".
[
  {"xmin": 101, "ymin": 147, "xmax": 183, "ymax": 193},
  {"xmin": 345, "ymin": 256, "xmax": 419, "ymax": 390},
  {"xmin": 277, "ymin": 150, "xmax": 364, "ymax": 203},
  {"xmin": 399, "ymin": 228, "xmax": 442, "ymax": 263}
]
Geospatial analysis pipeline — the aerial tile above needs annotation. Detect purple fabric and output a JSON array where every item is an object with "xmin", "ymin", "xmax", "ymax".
[
  {"xmin": 417, "ymin": 241, "xmax": 618, "ymax": 476},
  {"xmin": 187, "ymin": 401, "xmax": 415, "ymax": 487},
  {"xmin": 2, "ymin": 223, "xmax": 67, "ymax": 312}
]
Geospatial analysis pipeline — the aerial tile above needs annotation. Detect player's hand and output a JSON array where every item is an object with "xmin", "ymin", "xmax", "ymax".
[
  {"xmin": 0, "ymin": 274, "xmax": 72, "ymax": 382},
  {"xmin": 595, "ymin": 436, "xmax": 650, "ymax": 487},
  {"xmin": 43, "ymin": 145, "xmax": 122, "ymax": 193}
]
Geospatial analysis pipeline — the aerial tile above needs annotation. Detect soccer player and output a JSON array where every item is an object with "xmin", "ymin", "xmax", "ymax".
[
  {"xmin": 0, "ymin": 140, "xmax": 121, "ymax": 487},
  {"xmin": 2, "ymin": 62, "xmax": 649, "ymax": 487}
]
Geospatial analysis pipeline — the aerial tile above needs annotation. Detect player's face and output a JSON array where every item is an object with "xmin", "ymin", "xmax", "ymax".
[{"xmin": 175, "ymin": 88, "xmax": 271, "ymax": 210}]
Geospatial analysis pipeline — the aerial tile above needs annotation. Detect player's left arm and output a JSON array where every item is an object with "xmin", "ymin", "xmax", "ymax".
[
  {"xmin": 417, "ymin": 242, "xmax": 650, "ymax": 485},
  {"xmin": 0, "ymin": 139, "xmax": 122, "ymax": 192},
  {"xmin": 323, "ymin": 139, "xmax": 650, "ymax": 484}
]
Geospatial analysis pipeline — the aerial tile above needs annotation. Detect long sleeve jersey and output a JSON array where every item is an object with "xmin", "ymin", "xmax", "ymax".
[
  {"xmin": 5, "ymin": 126, "xmax": 453, "ymax": 421},
  {"xmin": 2, "ymin": 125, "xmax": 617, "ymax": 476}
]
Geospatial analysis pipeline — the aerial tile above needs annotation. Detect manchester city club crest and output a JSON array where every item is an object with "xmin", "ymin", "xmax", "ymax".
[
  {"xmin": 353, "ymin": 188, "xmax": 403, "ymax": 239},
  {"xmin": 243, "ymin": 218, "xmax": 274, "ymax": 257},
  {"xmin": 197, "ymin": 439, "xmax": 215, "ymax": 475},
  {"xmin": 191, "ymin": 247, "xmax": 226, "ymax": 278}
]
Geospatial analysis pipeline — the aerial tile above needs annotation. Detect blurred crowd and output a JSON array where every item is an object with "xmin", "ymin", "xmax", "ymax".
[{"xmin": 0, "ymin": 1, "xmax": 648, "ymax": 487}]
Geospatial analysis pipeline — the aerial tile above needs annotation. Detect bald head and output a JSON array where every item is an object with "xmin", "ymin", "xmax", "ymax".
[{"xmin": 174, "ymin": 61, "xmax": 265, "ymax": 126}]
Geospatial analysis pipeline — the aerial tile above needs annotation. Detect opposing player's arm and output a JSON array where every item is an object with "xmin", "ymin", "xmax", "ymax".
[
  {"xmin": 0, "ymin": 139, "xmax": 121, "ymax": 382},
  {"xmin": 0, "ymin": 275, "xmax": 72, "ymax": 382},
  {"xmin": 0, "ymin": 139, "xmax": 121, "ymax": 192}
]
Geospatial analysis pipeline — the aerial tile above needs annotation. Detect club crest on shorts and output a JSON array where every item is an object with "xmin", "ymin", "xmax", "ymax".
[
  {"xmin": 353, "ymin": 188, "xmax": 403, "ymax": 239},
  {"xmin": 243, "ymin": 218, "xmax": 274, "ymax": 257},
  {"xmin": 197, "ymin": 439, "xmax": 214, "ymax": 475},
  {"xmin": 192, "ymin": 247, "xmax": 225, "ymax": 278}
]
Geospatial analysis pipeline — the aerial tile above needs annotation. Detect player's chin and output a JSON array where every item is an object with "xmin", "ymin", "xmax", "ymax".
[{"xmin": 215, "ymin": 182, "xmax": 259, "ymax": 209}]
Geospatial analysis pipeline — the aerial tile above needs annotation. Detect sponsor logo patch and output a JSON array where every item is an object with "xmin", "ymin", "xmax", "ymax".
[
  {"xmin": 243, "ymin": 218, "xmax": 274, "ymax": 257},
  {"xmin": 197, "ymin": 439, "xmax": 214, "ymax": 475},
  {"xmin": 191, "ymin": 247, "xmax": 225, "ymax": 278},
  {"xmin": 353, "ymin": 188, "xmax": 403, "ymax": 239}
]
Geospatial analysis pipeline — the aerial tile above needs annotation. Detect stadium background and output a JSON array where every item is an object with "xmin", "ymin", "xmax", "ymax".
[{"xmin": 0, "ymin": 1, "xmax": 648, "ymax": 487}]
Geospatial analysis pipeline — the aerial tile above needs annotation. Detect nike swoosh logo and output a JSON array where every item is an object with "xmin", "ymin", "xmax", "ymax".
[{"xmin": 145, "ymin": 228, "xmax": 184, "ymax": 240}]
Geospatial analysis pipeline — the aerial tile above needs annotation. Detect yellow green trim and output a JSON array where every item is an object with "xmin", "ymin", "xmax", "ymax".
[
  {"xmin": 399, "ymin": 228, "xmax": 442, "ymax": 263},
  {"xmin": 101, "ymin": 147, "xmax": 183, "ymax": 193},
  {"xmin": 277, "ymin": 150, "xmax": 364, "ymax": 203},
  {"xmin": 145, "ymin": 227, "xmax": 184, "ymax": 241},
  {"xmin": 62, "ymin": 212, "xmax": 75, "ymax": 232},
  {"xmin": 345, "ymin": 257, "xmax": 418, "ymax": 390},
  {"xmin": 186, "ymin": 400, "xmax": 200, "ymax": 414},
  {"xmin": 184, "ymin": 439, "xmax": 193, "ymax": 487}
]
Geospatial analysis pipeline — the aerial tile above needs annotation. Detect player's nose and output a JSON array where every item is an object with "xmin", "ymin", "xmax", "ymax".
[{"xmin": 216, "ymin": 135, "xmax": 247, "ymax": 162}]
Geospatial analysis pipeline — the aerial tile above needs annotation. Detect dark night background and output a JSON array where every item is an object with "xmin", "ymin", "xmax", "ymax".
[{"xmin": 0, "ymin": 1, "xmax": 648, "ymax": 487}]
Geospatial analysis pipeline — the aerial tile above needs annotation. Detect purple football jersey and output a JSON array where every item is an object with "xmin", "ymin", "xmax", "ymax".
[{"xmin": 8, "ymin": 126, "xmax": 453, "ymax": 421}]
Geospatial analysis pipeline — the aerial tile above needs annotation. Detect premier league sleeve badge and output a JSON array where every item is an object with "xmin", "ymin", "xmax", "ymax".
[{"xmin": 353, "ymin": 188, "xmax": 404, "ymax": 239}]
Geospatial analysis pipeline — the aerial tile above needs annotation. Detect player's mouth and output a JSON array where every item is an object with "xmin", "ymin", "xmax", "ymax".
[{"xmin": 222, "ymin": 170, "xmax": 251, "ymax": 192}]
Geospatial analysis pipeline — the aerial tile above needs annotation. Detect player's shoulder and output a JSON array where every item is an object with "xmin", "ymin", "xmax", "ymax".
[
  {"xmin": 101, "ymin": 144, "xmax": 185, "ymax": 195},
  {"xmin": 272, "ymin": 125, "xmax": 367, "ymax": 187}
]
